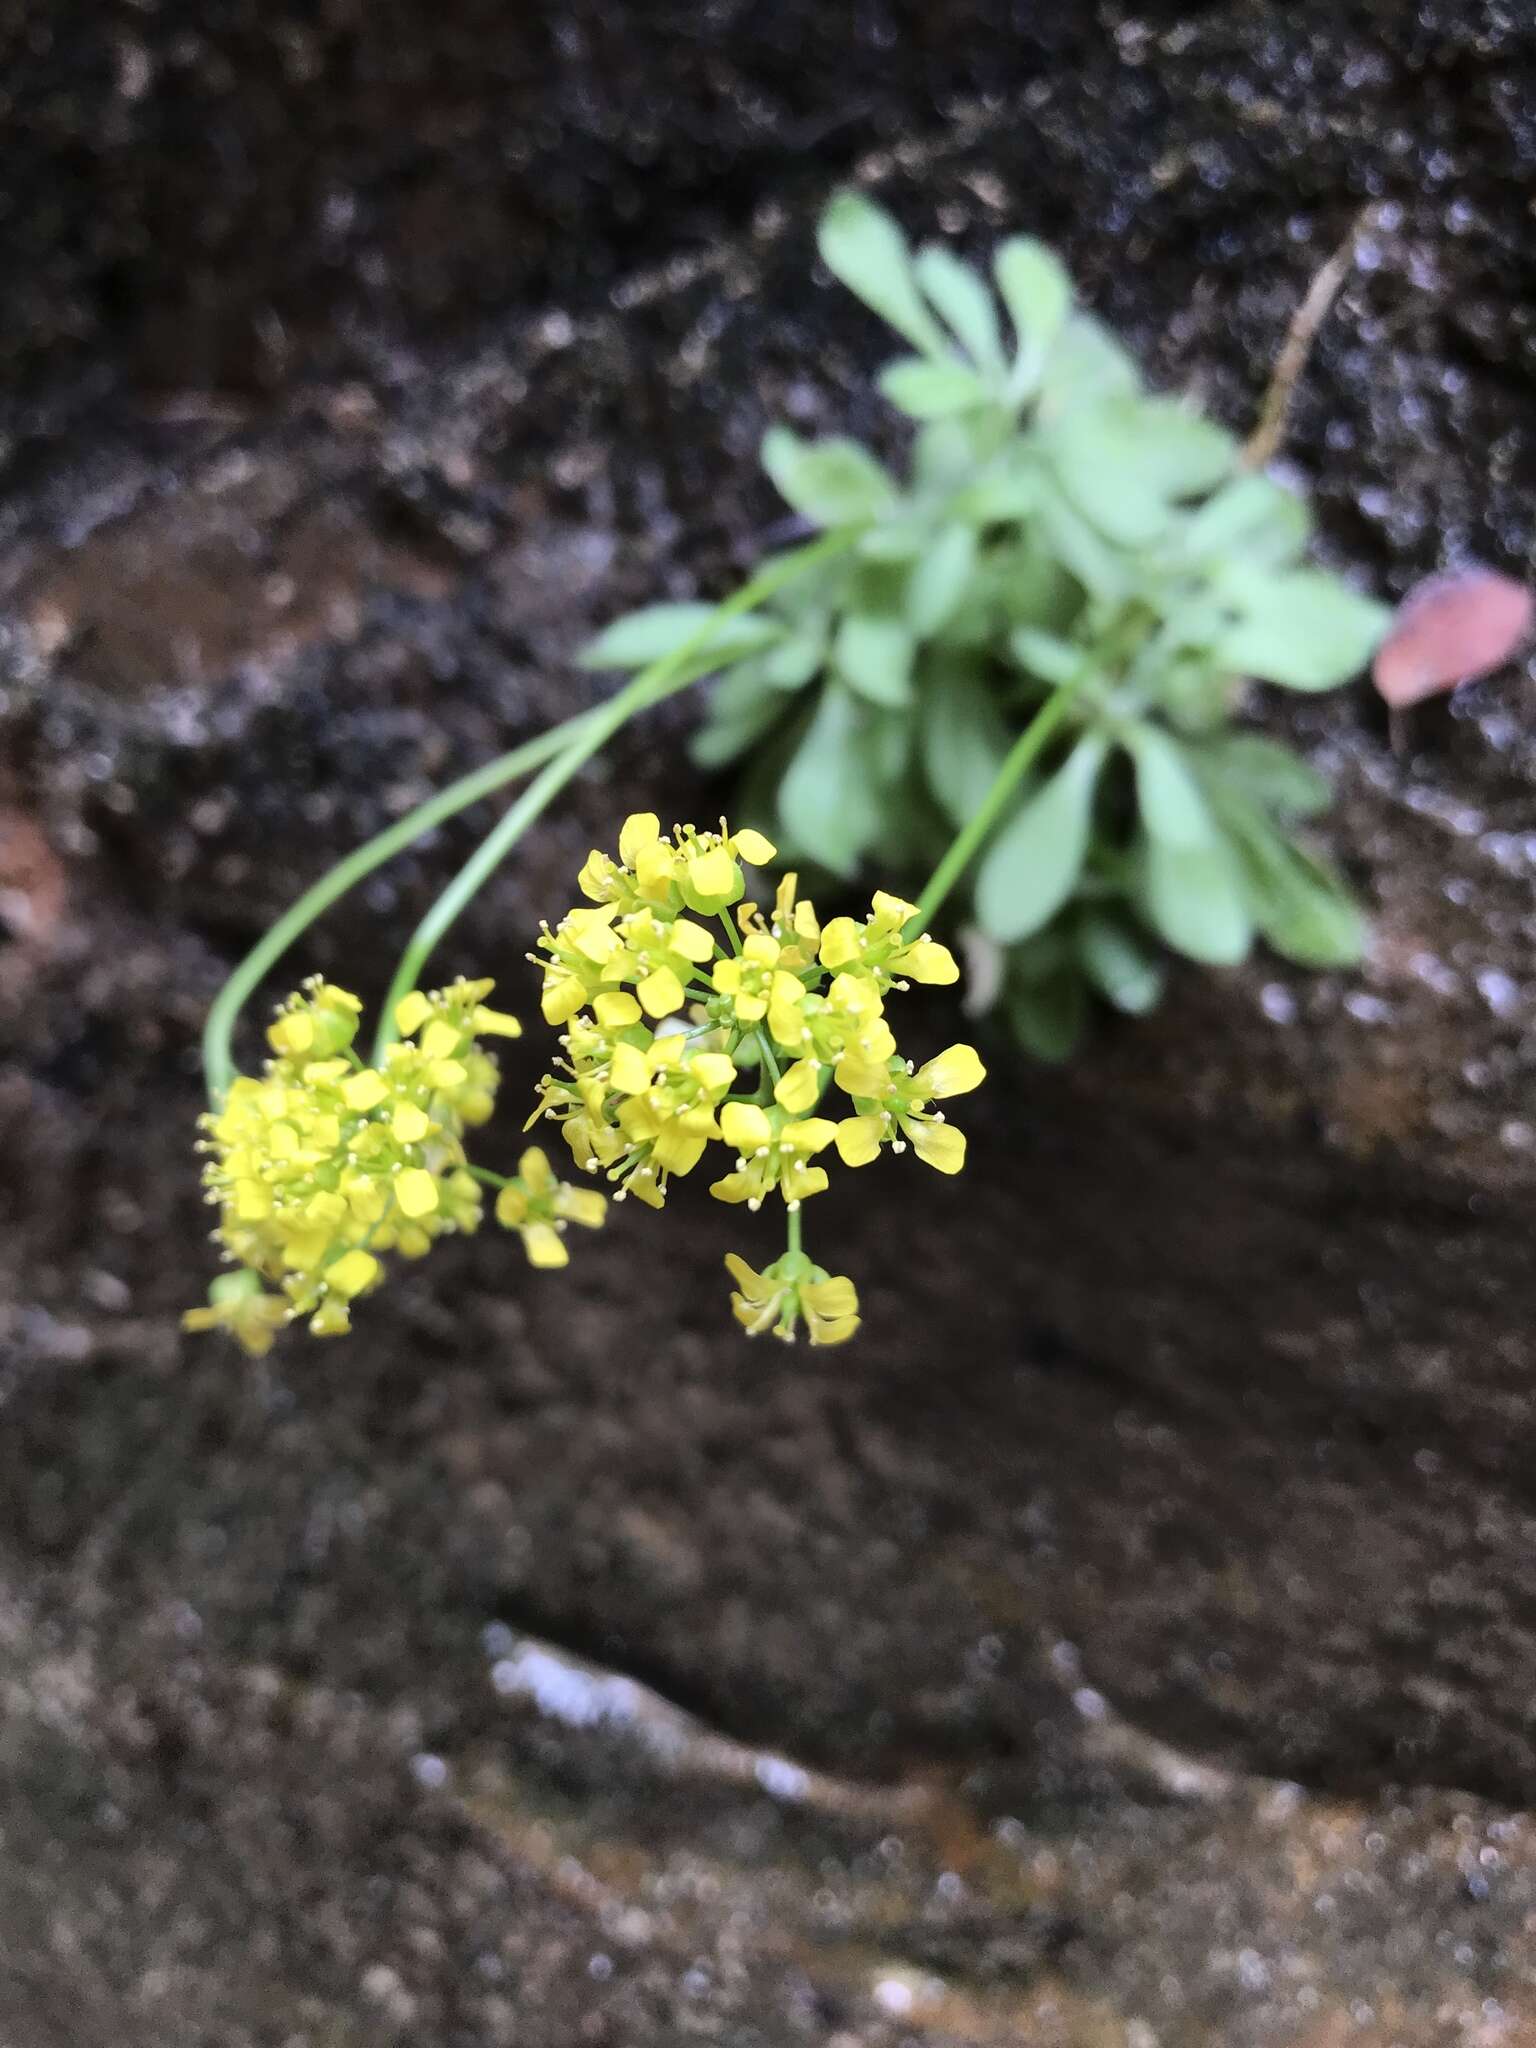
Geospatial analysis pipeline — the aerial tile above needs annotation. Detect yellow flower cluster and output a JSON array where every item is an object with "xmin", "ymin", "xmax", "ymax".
[
  {"xmin": 185, "ymin": 976, "xmax": 604, "ymax": 1354},
  {"xmin": 530, "ymin": 813, "xmax": 986, "ymax": 1342}
]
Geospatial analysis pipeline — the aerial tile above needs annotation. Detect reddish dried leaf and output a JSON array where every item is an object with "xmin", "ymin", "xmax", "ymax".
[{"xmin": 1371, "ymin": 567, "xmax": 1533, "ymax": 708}]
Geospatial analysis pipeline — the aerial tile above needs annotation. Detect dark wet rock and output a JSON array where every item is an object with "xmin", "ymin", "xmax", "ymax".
[{"xmin": 4, "ymin": 4, "xmax": 1536, "ymax": 2043}]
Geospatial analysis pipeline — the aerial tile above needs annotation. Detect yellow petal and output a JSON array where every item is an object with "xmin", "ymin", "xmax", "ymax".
[
  {"xmin": 618, "ymin": 812, "xmax": 661, "ymax": 867},
  {"xmin": 818, "ymin": 917, "xmax": 861, "ymax": 970},
  {"xmin": 326, "ymin": 1249, "xmax": 381, "ymax": 1299},
  {"xmin": 732, "ymin": 826, "xmax": 776, "ymax": 865},
  {"xmin": 686, "ymin": 846, "xmax": 738, "ymax": 903},
  {"xmin": 609, "ymin": 1042, "xmax": 652, "ymax": 1094},
  {"xmin": 541, "ymin": 974, "xmax": 589, "ymax": 1027},
  {"xmin": 669, "ymin": 918, "xmax": 717, "ymax": 963},
  {"xmin": 518, "ymin": 1147, "xmax": 554, "ymax": 1194},
  {"xmin": 494, "ymin": 1184, "xmax": 529, "ymax": 1226},
  {"xmin": 554, "ymin": 1186, "xmax": 607, "ymax": 1229},
  {"xmin": 781, "ymin": 1115, "xmax": 836, "ymax": 1155},
  {"xmin": 802, "ymin": 1274, "xmax": 859, "ymax": 1321},
  {"xmin": 870, "ymin": 890, "xmax": 921, "ymax": 930},
  {"xmin": 773, "ymin": 1058, "xmax": 821, "ymax": 1115},
  {"xmin": 393, "ymin": 991, "xmax": 433, "ymax": 1038},
  {"xmin": 395, "ymin": 1167, "xmax": 440, "ymax": 1218},
  {"xmin": 521, "ymin": 1220, "xmax": 570, "ymax": 1269},
  {"xmin": 806, "ymin": 1311, "xmax": 860, "ymax": 1347},
  {"xmin": 651, "ymin": 1118, "xmax": 710, "ymax": 1176},
  {"xmin": 634, "ymin": 843, "xmax": 676, "ymax": 899},
  {"xmin": 420, "ymin": 1018, "xmax": 463, "ymax": 1062},
  {"xmin": 834, "ymin": 1115, "xmax": 883, "ymax": 1167},
  {"xmin": 624, "ymin": 1166, "xmax": 667, "ymax": 1209},
  {"xmin": 720, "ymin": 1102, "xmax": 772, "ymax": 1153},
  {"xmin": 594, "ymin": 990, "xmax": 643, "ymax": 1029},
  {"xmin": 472, "ymin": 1004, "xmax": 522, "ymax": 1038},
  {"xmin": 267, "ymin": 1011, "xmax": 314, "ymax": 1056},
  {"xmin": 690, "ymin": 1052, "xmax": 737, "ymax": 1098},
  {"xmin": 897, "ymin": 940, "xmax": 959, "ymax": 985},
  {"xmin": 388, "ymin": 1102, "xmax": 429, "ymax": 1144},
  {"xmin": 234, "ymin": 1180, "xmax": 277, "ymax": 1228},
  {"xmin": 723, "ymin": 1252, "xmax": 772, "ymax": 1301},
  {"xmin": 910, "ymin": 1120, "xmax": 966, "ymax": 1174},
  {"xmin": 917, "ymin": 1044, "xmax": 987, "ymax": 1098},
  {"xmin": 637, "ymin": 965, "xmax": 686, "ymax": 1018},
  {"xmin": 833, "ymin": 1051, "xmax": 892, "ymax": 1099},
  {"xmin": 340, "ymin": 1069, "xmax": 388, "ymax": 1113}
]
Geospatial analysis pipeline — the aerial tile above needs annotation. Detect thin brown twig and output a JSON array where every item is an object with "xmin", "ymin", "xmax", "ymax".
[{"xmin": 1242, "ymin": 205, "xmax": 1376, "ymax": 471}]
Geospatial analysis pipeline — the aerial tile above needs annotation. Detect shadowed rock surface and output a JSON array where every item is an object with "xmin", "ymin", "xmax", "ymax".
[{"xmin": 4, "ymin": 4, "xmax": 1536, "ymax": 2042}]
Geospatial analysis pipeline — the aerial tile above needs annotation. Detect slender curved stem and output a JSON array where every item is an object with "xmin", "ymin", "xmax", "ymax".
[
  {"xmin": 371, "ymin": 526, "xmax": 861, "ymax": 1061},
  {"xmin": 201, "ymin": 707, "xmax": 602, "ymax": 1099},
  {"xmin": 911, "ymin": 672, "xmax": 1088, "ymax": 933}
]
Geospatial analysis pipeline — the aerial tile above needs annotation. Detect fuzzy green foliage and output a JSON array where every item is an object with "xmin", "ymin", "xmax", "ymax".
[{"xmin": 582, "ymin": 191, "xmax": 1390, "ymax": 1060}]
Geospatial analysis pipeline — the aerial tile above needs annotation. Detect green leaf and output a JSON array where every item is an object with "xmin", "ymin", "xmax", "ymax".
[
  {"xmin": 1123, "ymin": 397, "xmax": 1235, "ymax": 498},
  {"xmin": 1008, "ymin": 961, "xmax": 1088, "ymax": 1062},
  {"xmin": 1049, "ymin": 397, "xmax": 1233, "ymax": 548},
  {"xmin": 1216, "ymin": 567, "xmax": 1391, "ymax": 690},
  {"xmin": 1036, "ymin": 314, "xmax": 1140, "ymax": 417},
  {"xmin": 761, "ymin": 426, "xmax": 897, "ymax": 528},
  {"xmin": 1125, "ymin": 723, "xmax": 1219, "ymax": 849},
  {"xmin": 878, "ymin": 357, "xmax": 992, "ymax": 418},
  {"xmin": 1222, "ymin": 803, "xmax": 1366, "ymax": 967},
  {"xmin": 857, "ymin": 520, "xmax": 930, "ymax": 565},
  {"xmin": 914, "ymin": 244, "xmax": 1006, "ymax": 373},
  {"xmin": 1180, "ymin": 474, "xmax": 1310, "ymax": 567},
  {"xmin": 1199, "ymin": 733, "xmax": 1331, "ymax": 820},
  {"xmin": 1076, "ymin": 911, "xmax": 1167, "ymax": 1015},
  {"xmin": 833, "ymin": 611, "xmax": 915, "ymax": 707},
  {"xmin": 913, "ymin": 418, "xmax": 983, "ymax": 493},
  {"xmin": 905, "ymin": 524, "xmax": 977, "ymax": 637},
  {"xmin": 1035, "ymin": 484, "xmax": 1133, "ymax": 604},
  {"xmin": 817, "ymin": 190, "xmax": 948, "ymax": 356},
  {"xmin": 919, "ymin": 652, "xmax": 1012, "ymax": 827},
  {"xmin": 760, "ymin": 625, "xmax": 827, "ymax": 692},
  {"xmin": 993, "ymin": 238, "xmax": 1072, "ymax": 371},
  {"xmin": 777, "ymin": 684, "xmax": 885, "ymax": 878},
  {"xmin": 580, "ymin": 603, "xmax": 780, "ymax": 672},
  {"xmin": 975, "ymin": 733, "xmax": 1108, "ymax": 942},
  {"xmin": 1009, "ymin": 627, "xmax": 1083, "ymax": 687},
  {"xmin": 1138, "ymin": 830, "xmax": 1253, "ymax": 965},
  {"xmin": 953, "ymin": 449, "xmax": 1040, "ymax": 523},
  {"xmin": 691, "ymin": 662, "xmax": 788, "ymax": 769}
]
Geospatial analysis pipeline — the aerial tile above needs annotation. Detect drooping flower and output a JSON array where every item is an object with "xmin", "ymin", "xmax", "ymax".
[{"xmin": 724, "ymin": 1252, "xmax": 861, "ymax": 1345}]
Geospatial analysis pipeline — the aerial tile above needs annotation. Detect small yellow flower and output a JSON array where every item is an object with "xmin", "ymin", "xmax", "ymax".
[
  {"xmin": 711, "ymin": 1106, "xmax": 838, "ymax": 1209},
  {"xmin": 724, "ymin": 1253, "xmax": 860, "ymax": 1345},
  {"xmin": 182, "ymin": 1271, "xmax": 290, "ymax": 1357},
  {"xmin": 495, "ymin": 1146, "xmax": 608, "ymax": 1267}
]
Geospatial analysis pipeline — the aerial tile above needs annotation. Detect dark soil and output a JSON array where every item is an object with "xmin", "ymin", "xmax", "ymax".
[{"xmin": 4, "ymin": 4, "xmax": 1536, "ymax": 2043}]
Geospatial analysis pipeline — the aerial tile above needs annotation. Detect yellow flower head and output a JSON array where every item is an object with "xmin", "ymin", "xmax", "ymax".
[
  {"xmin": 188, "ymin": 977, "xmax": 519, "ymax": 1352},
  {"xmin": 521, "ymin": 814, "xmax": 986, "ymax": 1348}
]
